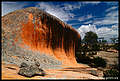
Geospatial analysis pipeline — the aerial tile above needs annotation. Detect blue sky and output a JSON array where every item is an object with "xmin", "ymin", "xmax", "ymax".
[{"xmin": 2, "ymin": 1, "xmax": 119, "ymax": 43}]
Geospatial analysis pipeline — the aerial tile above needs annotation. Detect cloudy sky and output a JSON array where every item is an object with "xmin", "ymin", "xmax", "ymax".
[{"xmin": 2, "ymin": 1, "xmax": 119, "ymax": 43}]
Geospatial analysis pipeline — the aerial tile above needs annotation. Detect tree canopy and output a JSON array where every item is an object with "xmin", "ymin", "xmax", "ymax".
[{"xmin": 83, "ymin": 31, "xmax": 98, "ymax": 45}]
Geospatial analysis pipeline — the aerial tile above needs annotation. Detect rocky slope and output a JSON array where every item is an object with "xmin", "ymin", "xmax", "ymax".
[{"xmin": 2, "ymin": 7, "xmax": 80, "ymax": 67}]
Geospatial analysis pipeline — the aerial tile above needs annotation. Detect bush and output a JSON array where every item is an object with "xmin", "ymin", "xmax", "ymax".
[
  {"xmin": 76, "ymin": 54, "xmax": 92, "ymax": 64},
  {"xmin": 93, "ymin": 57, "xmax": 107, "ymax": 68},
  {"xmin": 92, "ymin": 44, "xmax": 100, "ymax": 51},
  {"xmin": 104, "ymin": 69, "xmax": 119, "ymax": 77},
  {"xmin": 113, "ymin": 43, "xmax": 119, "ymax": 51}
]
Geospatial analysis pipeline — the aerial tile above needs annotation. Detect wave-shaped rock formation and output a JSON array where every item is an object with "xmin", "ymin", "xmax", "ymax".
[{"xmin": 2, "ymin": 7, "xmax": 81, "ymax": 68}]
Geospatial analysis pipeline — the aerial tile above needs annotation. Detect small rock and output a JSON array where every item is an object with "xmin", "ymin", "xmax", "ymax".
[
  {"xmin": 90, "ymin": 70, "xmax": 98, "ymax": 76},
  {"xmin": 38, "ymin": 68, "xmax": 46, "ymax": 76},
  {"xmin": 35, "ymin": 61, "xmax": 40, "ymax": 67},
  {"xmin": 90, "ymin": 70, "xmax": 103, "ymax": 77},
  {"xmin": 19, "ymin": 62, "xmax": 28, "ymax": 68},
  {"xmin": 18, "ymin": 66, "xmax": 34, "ymax": 77},
  {"xmin": 97, "ymin": 67, "xmax": 104, "ymax": 71},
  {"xmin": 18, "ymin": 64, "xmax": 46, "ymax": 77}
]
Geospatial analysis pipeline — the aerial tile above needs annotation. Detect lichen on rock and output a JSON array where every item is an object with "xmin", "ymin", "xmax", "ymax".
[
  {"xmin": 18, "ymin": 62, "xmax": 46, "ymax": 77},
  {"xmin": 2, "ymin": 7, "xmax": 81, "ymax": 68}
]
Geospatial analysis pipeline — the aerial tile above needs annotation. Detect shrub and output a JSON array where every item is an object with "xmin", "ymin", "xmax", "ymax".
[
  {"xmin": 93, "ymin": 56, "xmax": 107, "ymax": 68},
  {"xmin": 113, "ymin": 43, "xmax": 119, "ymax": 51},
  {"xmin": 76, "ymin": 55, "xmax": 92, "ymax": 64},
  {"xmin": 104, "ymin": 69, "xmax": 119, "ymax": 77},
  {"xmin": 92, "ymin": 44, "xmax": 100, "ymax": 51}
]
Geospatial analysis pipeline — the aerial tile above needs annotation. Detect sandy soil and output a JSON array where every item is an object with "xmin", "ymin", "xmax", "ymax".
[
  {"xmin": 1, "ymin": 62, "xmax": 103, "ymax": 80},
  {"xmin": 94, "ymin": 51, "xmax": 119, "ymax": 67},
  {"xmin": 2, "ymin": 51, "xmax": 117, "ymax": 80}
]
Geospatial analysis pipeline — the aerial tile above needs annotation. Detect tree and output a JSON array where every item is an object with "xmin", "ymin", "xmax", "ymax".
[
  {"xmin": 113, "ymin": 43, "xmax": 119, "ymax": 51},
  {"xmin": 75, "ymin": 31, "xmax": 99, "ymax": 64},
  {"xmin": 101, "ymin": 39, "xmax": 108, "ymax": 51},
  {"xmin": 110, "ymin": 38, "xmax": 117, "ymax": 44},
  {"xmin": 82, "ymin": 31, "xmax": 99, "ymax": 56},
  {"xmin": 102, "ymin": 39, "xmax": 107, "ymax": 44},
  {"xmin": 83, "ymin": 31, "xmax": 98, "ymax": 45},
  {"xmin": 110, "ymin": 38, "xmax": 118, "ymax": 51}
]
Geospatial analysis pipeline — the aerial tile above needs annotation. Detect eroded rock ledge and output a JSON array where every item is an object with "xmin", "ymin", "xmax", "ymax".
[{"xmin": 2, "ymin": 7, "xmax": 80, "ymax": 67}]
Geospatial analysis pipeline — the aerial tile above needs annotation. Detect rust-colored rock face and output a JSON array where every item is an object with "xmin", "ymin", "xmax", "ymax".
[{"xmin": 2, "ymin": 7, "xmax": 80, "ymax": 66}]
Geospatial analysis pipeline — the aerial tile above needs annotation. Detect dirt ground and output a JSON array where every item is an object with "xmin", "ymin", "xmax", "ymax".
[
  {"xmin": 1, "ymin": 62, "xmax": 103, "ymax": 80},
  {"xmin": 94, "ymin": 51, "xmax": 119, "ymax": 68},
  {"xmin": 2, "ymin": 51, "xmax": 118, "ymax": 80}
]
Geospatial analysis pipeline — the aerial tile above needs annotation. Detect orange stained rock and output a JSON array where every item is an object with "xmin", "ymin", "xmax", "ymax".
[{"xmin": 19, "ymin": 13, "xmax": 80, "ymax": 65}]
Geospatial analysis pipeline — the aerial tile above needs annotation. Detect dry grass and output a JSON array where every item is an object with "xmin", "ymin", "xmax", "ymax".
[{"xmin": 94, "ymin": 51, "xmax": 119, "ymax": 68}]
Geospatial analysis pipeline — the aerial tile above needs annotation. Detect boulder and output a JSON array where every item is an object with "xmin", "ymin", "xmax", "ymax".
[
  {"xmin": 2, "ymin": 7, "xmax": 81, "ymax": 68},
  {"xmin": 18, "ymin": 63, "xmax": 46, "ymax": 77}
]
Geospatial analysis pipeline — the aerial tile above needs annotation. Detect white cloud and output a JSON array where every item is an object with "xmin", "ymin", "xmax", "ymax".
[
  {"xmin": 93, "ymin": 5, "xmax": 118, "ymax": 26},
  {"xmin": 81, "ymin": 1, "xmax": 101, "ymax": 5},
  {"xmin": 93, "ymin": 17, "xmax": 118, "ymax": 25},
  {"xmin": 106, "ymin": 10, "xmax": 118, "ymax": 17},
  {"xmin": 62, "ymin": 1, "xmax": 101, "ymax": 11},
  {"xmin": 36, "ymin": 2, "xmax": 75, "ymax": 22},
  {"xmin": 77, "ymin": 24, "xmax": 118, "ymax": 42},
  {"xmin": 105, "ymin": 2, "xmax": 118, "ymax": 6},
  {"xmin": 106, "ymin": 6, "xmax": 118, "ymax": 12},
  {"xmin": 77, "ymin": 24, "xmax": 97, "ymax": 39},
  {"xmin": 83, "ymin": 20, "xmax": 93, "ymax": 24},
  {"xmin": 78, "ymin": 14, "xmax": 93, "ymax": 22},
  {"xmin": 2, "ymin": 2, "xmax": 26, "ymax": 16},
  {"xmin": 63, "ymin": 3, "xmax": 81, "ymax": 11},
  {"xmin": 93, "ymin": 9, "xmax": 118, "ymax": 25},
  {"xmin": 97, "ymin": 27, "xmax": 118, "ymax": 42},
  {"xmin": 111, "ymin": 25, "xmax": 118, "ymax": 30},
  {"xmin": 68, "ymin": 23, "xmax": 81, "ymax": 26}
]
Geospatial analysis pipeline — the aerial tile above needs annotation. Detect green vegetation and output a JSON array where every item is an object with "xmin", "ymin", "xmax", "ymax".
[
  {"xmin": 83, "ymin": 31, "xmax": 98, "ymax": 45},
  {"xmin": 76, "ymin": 31, "xmax": 100, "ymax": 65},
  {"xmin": 103, "ymin": 62, "xmax": 119, "ymax": 79},
  {"xmin": 104, "ymin": 69, "xmax": 119, "ymax": 77},
  {"xmin": 75, "ymin": 31, "xmax": 118, "ymax": 70},
  {"xmin": 113, "ymin": 43, "xmax": 119, "ymax": 51},
  {"xmin": 76, "ymin": 54, "xmax": 92, "ymax": 64},
  {"xmin": 99, "ymin": 39, "xmax": 109, "ymax": 51},
  {"xmin": 92, "ymin": 56, "xmax": 107, "ymax": 68},
  {"xmin": 81, "ymin": 31, "xmax": 99, "ymax": 55}
]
